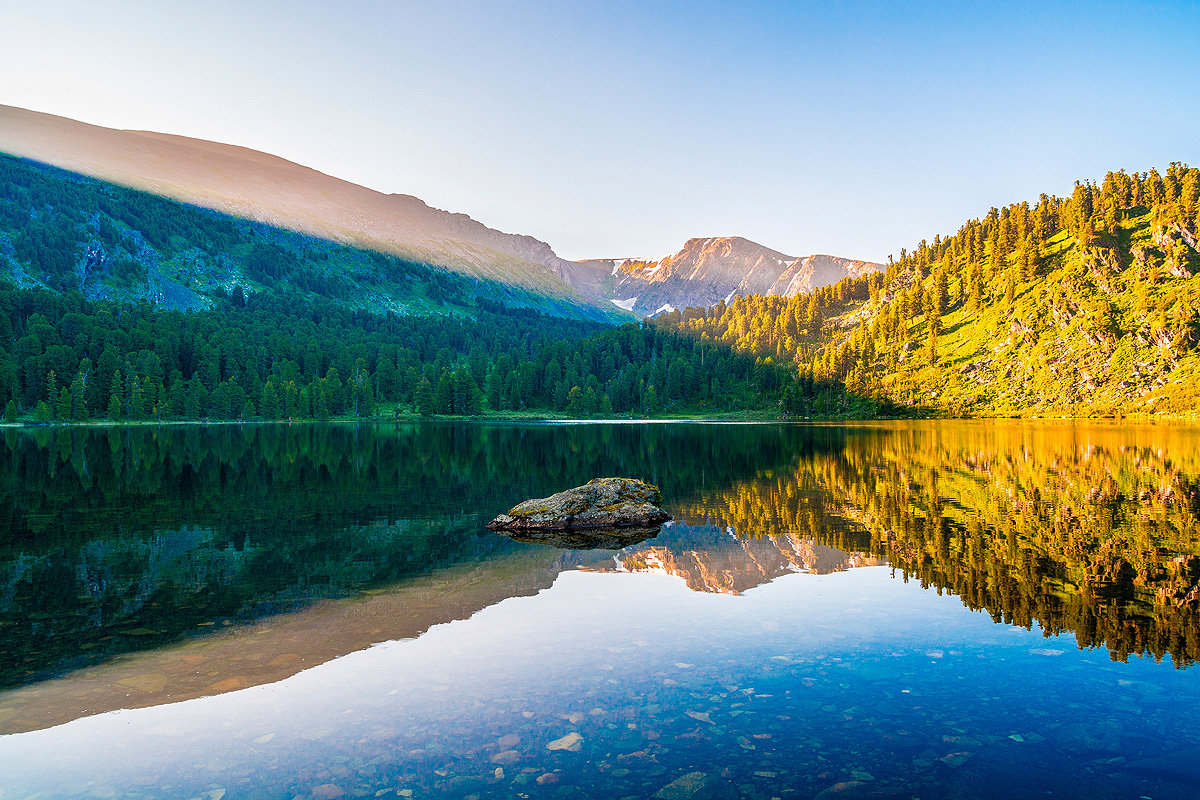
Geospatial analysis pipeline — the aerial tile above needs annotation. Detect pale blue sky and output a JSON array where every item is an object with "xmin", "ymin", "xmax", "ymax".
[{"xmin": 3, "ymin": 1, "xmax": 1198, "ymax": 261}]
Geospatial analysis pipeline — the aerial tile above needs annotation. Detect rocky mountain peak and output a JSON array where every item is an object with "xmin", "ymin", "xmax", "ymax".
[{"xmin": 564, "ymin": 236, "xmax": 881, "ymax": 316}]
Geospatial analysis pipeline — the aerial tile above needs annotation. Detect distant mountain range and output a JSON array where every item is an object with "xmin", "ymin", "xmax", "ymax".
[
  {"xmin": 567, "ymin": 237, "xmax": 880, "ymax": 315},
  {"xmin": 0, "ymin": 105, "xmax": 878, "ymax": 317}
]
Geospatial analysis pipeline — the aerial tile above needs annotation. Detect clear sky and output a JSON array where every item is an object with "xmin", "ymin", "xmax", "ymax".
[{"xmin": 3, "ymin": 1, "xmax": 1198, "ymax": 262}]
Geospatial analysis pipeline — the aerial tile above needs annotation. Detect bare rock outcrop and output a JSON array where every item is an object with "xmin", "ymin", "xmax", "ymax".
[{"xmin": 487, "ymin": 478, "xmax": 671, "ymax": 532}]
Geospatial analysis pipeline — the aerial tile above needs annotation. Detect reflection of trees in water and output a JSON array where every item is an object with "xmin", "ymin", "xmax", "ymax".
[
  {"xmin": 8, "ymin": 421, "xmax": 1199, "ymax": 688},
  {"xmin": 0, "ymin": 422, "xmax": 810, "ymax": 688},
  {"xmin": 676, "ymin": 425, "xmax": 1200, "ymax": 668},
  {"xmin": 0, "ymin": 422, "xmax": 822, "ymax": 543}
]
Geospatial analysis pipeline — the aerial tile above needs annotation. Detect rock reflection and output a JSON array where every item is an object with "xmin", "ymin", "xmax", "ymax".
[{"xmin": 497, "ymin": 525, "xmax": 663, "ymax": 550}]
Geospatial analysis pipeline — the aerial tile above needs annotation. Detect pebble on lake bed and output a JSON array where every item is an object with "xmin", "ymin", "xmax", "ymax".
[
  {"xmin": 653, "ymin": 770, "xmax": 737, "ymax": 800},
  {"xmin": 546, "ymin": 732, "xmax": 583, "ymax": 751}
]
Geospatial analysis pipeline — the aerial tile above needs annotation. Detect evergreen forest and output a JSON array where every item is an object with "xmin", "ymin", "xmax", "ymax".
[{"xmin": 655, "ymin": 163, "xmax": 1200, "ymax": 417}]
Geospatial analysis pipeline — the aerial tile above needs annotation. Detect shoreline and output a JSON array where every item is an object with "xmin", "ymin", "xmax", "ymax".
[{"xmin": 3, "ymin": 411, "xmax": 1199, "ymax": 429}]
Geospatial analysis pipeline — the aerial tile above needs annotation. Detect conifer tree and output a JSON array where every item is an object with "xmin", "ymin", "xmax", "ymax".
[
  {"xmin": 415, "ymin": 377, "xmax": 435, "ymax": 417},
  {"xmin": 46, "ymin": 369, "xmax": 58, "ymax": 415},
  {"xmin": 69, "ymin": 370, "xmax": 88, "ymax": 420},
  {"xmin": 927, "ymin": 315, "xmax": 941, "ymax": 366},
  {"xmin": 109, "ymin": 370, "xmax": 125, "ymax": 419},
  {"xmin": 935, "ymin": 268, "xmax": 949, "ymax": 317},
  {"xmin": 55, "ymin": 387, "xmax": 71, "ymax": 420}
]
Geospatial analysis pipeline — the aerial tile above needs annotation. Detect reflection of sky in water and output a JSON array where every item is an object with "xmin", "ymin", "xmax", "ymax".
[{"xmin": 5, "ymin": 566, "xmax": 1200, "ymax": 799}]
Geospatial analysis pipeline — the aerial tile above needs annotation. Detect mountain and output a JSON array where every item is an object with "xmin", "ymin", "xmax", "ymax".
[
  {"xmin": 0, "ymin": 159, "xmax": 787, "ymax": 422},
  {"xmin": 0, "ymin": 105, "xmax": 601, "ymax": 311},
  {"xmin": 0, "ymin": 106, "xmax": 878, "ymax": 321},
  {"xmin": 0, "ymin": 152, "xmax": 617, "ymax": 322},
  {"xmin": 566, "ymin": 236, "xmax": 880, "ymax": 315},
  {"xmin": 654, "ymin": 164, "xmax": 1200, "ymax": 417}
]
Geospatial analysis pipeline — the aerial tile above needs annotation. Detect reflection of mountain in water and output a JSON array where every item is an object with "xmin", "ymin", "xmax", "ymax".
[
  {"xmin": 6, "ymin": 420, "xmax": 1200, "ymax": 734},
  {"xmin": 675, "ymin": 424, "xmax": 1200, "ymax": 667},
  {"xmin": 599, "ymin": 523, "xmax": 881, "ymax": 594},
  {"xmin": 0, "ymin": 422, "xmax": 825, "ymax": 690},
  {"xmin": 0, "ymin": 547, "xmax": 613, "ymax": 734},
  {"xmin": 0, "ymin": 521, "xmax": 877, "ymax": 735}
]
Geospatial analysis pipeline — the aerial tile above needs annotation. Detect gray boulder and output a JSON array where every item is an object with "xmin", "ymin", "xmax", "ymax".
[{"xmin": 487, "ymin": 477, "xmax": 671, "ymax": 532}]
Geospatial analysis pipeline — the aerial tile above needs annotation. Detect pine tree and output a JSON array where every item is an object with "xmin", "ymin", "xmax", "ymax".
[
  {"xmin": 415, "ymin": 377, "xmax": 435, "ymax": 417},
  {"xmin": 644, "ymin": 384, "xmax": 661, "ymax": 413},
  {"xmin": 69, "ymin": 370, "xmax": 88, "ymax": 420},
  {"xmin": 434, "ymin": 371, "xmax": 455, "ymax": 414},
  {"xmin": 262, "ymin": 381, "xmax": 281, "ymax": 418},
  {"xmin": 55, "ymin": 387, "xmax": 71, "ymax": 419},
  {"xmin": 130, "ymin": 378, "xmax": 148, "ymax": 419},
  {"xmin": 935, "ymin": 268, "xmax": 949, "ymax": 316},
  {"xmin": 969, "ymin": 259, "xmax": 984, "ymax": 310},
  {"xmin": 927, "ymin": 315, "xmax": 941, "ymax": 366},
  {"xmin": 109, "ymin": 370, "xmax": 125, "ymax": 418},
  {"xmin": 45, "ymin": 369, "xmax": 59, "ymax": 414},
  {"xmin": 351, "ymin": 358, "xmax": 373, "ymax": 417},
  {"xmin": 451, "ymin": 369, "xmax": 482, "ymax": 415},
  {"xmin": 184, "ymin": 380, "xmax": 205, "ymax": 418}
]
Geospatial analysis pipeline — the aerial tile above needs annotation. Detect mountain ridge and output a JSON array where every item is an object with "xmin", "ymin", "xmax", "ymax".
[
  {"xmin": 0, "ymin": 104, "xmax": 595, "ymax": 308},
  {"xmin": 0, "ymin": 106, "xmax": 877, "ymax": 319},
  {"xmin": 570, "ymin": 235, "xmax": 880, "ymax": 314}
]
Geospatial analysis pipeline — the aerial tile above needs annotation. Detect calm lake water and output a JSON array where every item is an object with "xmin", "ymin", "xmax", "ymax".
[{"xmin": 2, "ymin": 421, "xmax": 1200, "ymax": 799}]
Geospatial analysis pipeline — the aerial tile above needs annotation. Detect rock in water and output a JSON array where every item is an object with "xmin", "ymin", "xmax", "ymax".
[
  {"xmin": 487, "ymin": 478, "xmax": 671, "ymax": 531},
  {"xmin": 546, "ymin": 731, "xmax": 583, "ymax": 751},
  {"xmin": 653, "ymin": 771, "xmax": 737, "ymax": 800}
]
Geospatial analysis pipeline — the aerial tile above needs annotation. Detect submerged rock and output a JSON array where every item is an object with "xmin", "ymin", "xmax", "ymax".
[
  {"xmin": 546, "ymin": 731, "xmax": 583, "ymax": 751},
  {"xmin": 653, "ymin": 771, "xmax": 737, "ymax": 800},
  {"xmin": 487, "ymin": 478, "xmax": 671, "ymax": 532}
]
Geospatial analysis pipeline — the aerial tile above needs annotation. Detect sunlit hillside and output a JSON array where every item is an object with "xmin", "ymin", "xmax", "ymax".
[{"xmin": 657, "ymin": 164, "xmax": 1200, "ymax": 417}]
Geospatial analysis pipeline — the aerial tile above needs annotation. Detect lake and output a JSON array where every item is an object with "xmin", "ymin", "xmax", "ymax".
[{"xmin": 1, "ymin": 421, "xmax": 1200, "ymax": 799}]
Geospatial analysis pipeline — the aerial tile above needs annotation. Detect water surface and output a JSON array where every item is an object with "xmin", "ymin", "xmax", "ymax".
[{"xmin": 2, "ymin": 421, "xmax": 1199, "ymax": 799}]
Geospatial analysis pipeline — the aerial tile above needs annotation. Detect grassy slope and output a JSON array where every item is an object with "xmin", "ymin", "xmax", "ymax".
[{"xmin": 844, "ymin": 212, "xmax": 1200, "ymax": 417}]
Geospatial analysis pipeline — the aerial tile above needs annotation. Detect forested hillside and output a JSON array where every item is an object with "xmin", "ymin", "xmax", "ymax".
[
  {"xmin": 657, "ymin": 164, "xmax": 1200, "ymax": 416},
  {"xmin": 0, "ymin": 154, "xmax": 610, "ymax": 320},
  {"xmin": 11, "ymin": 147, "xmax": 1198, "ymax": 421}
]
